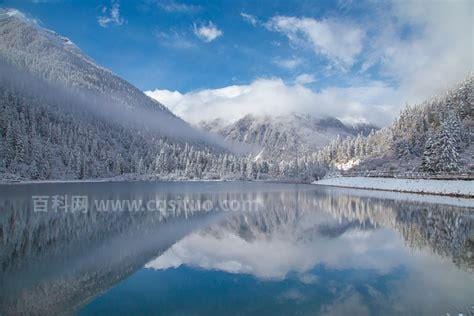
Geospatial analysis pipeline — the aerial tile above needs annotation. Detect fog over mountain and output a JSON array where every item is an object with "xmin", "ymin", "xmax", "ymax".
[{"xmin": 0, "ymin": 9, "xmax": 207, "ymax": 142}]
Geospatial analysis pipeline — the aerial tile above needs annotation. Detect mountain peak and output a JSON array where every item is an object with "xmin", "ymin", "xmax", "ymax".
[
  {"xmin": 0, "ymin": 8, "xmax": 50, "ymax": 36},
  {"xmin": 0, "ymin": 13, "xmax": 177, "ymax": 116},
  {"xmin": 0, "ymin": 8, "xmax": 34, "ymax": 23}
]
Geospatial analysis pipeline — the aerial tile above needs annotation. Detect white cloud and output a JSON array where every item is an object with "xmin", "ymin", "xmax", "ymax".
[
  {"xmin": 146, "ymin": 77, "xmax": 398, "ymax": 126},
  {"xmin": 366, "ymin": 0, "xmax": 474, "ymax": 105},
  {"xmin": 240, "ymin": 12, "xmax": 258, "ymax": 26},
  {"xmin": 266, "ymin": 16, "xmax": 364, "ymax": 68},
  {"xmin": 145, "ymin": 228, "xmax": 405, "ymax": 280},
  {"xmin": 193, "ymin": 21, "xmax": 223, "ymax": 42},
  {"xmin": 157, "ymin": 1, "xmax": 201, "ymax": 13},
  {"xmin": 97, "ymin": 1, "xmax": 125, "ymax": 27},
  {"xmin": 274, "ymin": 57, "xmax": 303, "ymax": 69},
  {"xmin": 295, "ymin": 73, "xmax": 315, "ymax": 85},
  {"xmin": 147, "ymin": 0, "xmax": 472, "ymax": 128},
  {"xmin": 155, "ymin": 29, "xmax": 195, "ymax": 49},
  {"xmin": 146, "ymin": 218, "xmax": 474, "ymax": 308}
]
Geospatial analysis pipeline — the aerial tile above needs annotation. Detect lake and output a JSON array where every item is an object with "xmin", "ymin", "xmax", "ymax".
[{"xmin": 0, "ymin": 181, "xmax": 473, "ymax": 315}]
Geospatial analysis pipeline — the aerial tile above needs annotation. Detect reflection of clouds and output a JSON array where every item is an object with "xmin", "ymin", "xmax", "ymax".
[
  {"xmin": 298, "ymin": 273, "xmax": 319, "ymax": 285},
  {"xmin": 279, "ymin": 288, "xmax": 306, "ymax": 302},
  {"xmin": 146, "ymin": 225, "xmax": 406, "ymax": 279},
  {"xmin": 1, "ymin": 181, "xmax": 472, "ymax": 315},
  {"xmin": 145, "ymin": 186, "xmax": 473, "ymax": 310},
  {"xmin": 320, "ymin": 291, "xmax": 370, "ymax": 316},
  {"xmin": 387, "ymin": 252, "xmax": 474, "ymax": 316}
]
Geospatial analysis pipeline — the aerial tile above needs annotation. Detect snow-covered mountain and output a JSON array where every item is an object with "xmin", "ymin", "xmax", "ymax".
[
  {"xmin": 0, "ymin": 9, "xmax": 172, "ymax": 115},
  {"xmin": 317, "ymin": 76, "xmax": 473, "ymax": 175},
  {"xmin": 198, "ymin": 113, "xmax": 377, "ymax": 160},
  {"xmin": 0, "ymin": 10, "xmax": 246, "ymax": 181},
  {"xmin": 0, "ymin": 10, "xmax": 327, "ymax": 183},
  {"xmin": 0, "ymin": 9, "xmax": 223, "ymax": 143}
]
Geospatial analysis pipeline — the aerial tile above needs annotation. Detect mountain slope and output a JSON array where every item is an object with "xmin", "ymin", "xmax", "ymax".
[
  {"xmin": 0, "ymin": 9, "xmax": 215, "ymax": 143},
  {"xmin": 318, "ymin": 75, "xmax": 473, "ymax": 175},
  {"xmin": 0, "ymin": 11, "xmax": 323, "ymax": 183},
  {"xmin": 0, "ymin": 10, "xmax": 244, "ymax": 181},
  {"xmin": 0, "ymin": 9, "xmax": 171, "ymax": 114},
  {"xmin": 198, "ymin": 113, "xmax": 377, "ymax": 160}
]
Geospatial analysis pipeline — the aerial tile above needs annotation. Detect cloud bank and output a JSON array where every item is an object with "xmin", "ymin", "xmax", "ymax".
[
  {"xmin": 145, "ymin": 228, "xmax": 406, "ymax": 280},
  {"xmin": 146, "ymin": 78, "xmax": 397, "ymax": 125}
]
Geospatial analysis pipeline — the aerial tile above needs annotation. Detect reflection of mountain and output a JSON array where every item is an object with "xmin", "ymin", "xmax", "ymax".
[
  {"xmin": 316, "ymin": 193, "xmax": 474, "ymax": 273},
  {"xmin": 0, "ymin": 182, "xmax": 472, "ymax": 314},
  {"xmin": 151, "ymin": 189, "xmax": 473, "ymax": 276},
  {"xmin": 0, "ymin": 187, "xmax": 221, "ymax": 315}
]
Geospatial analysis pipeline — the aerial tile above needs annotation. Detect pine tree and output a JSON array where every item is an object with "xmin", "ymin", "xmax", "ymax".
[
  {"xmin": 420, "ymin": 133, "xmax": 436, "ymax": 172},
  {"xmin": 435, "ymin": 114, "xmax": 460, "ymax": 172}
]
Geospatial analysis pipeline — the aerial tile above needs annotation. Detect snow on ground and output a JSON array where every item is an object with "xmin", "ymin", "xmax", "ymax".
[
  {"xmin": 320, "ymin": 186, "xmax": 474, "ymax": 208},
  {"xmin": 314, "ymin": 177, "xmax": 474, "ymax": 198}
]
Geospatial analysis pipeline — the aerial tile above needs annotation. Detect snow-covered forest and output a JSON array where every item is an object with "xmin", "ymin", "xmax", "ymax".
[
  {"xmin": 0, "ymin": 12, "xmax": 328, "ymax": 182},
  {"xmin": 0, "ymin": 69, "xmax": 472, "ymax": 182},
  {"xmin": 315, "ymin": 76, "xmax": 473, "ymax": 176},
  {"xmin": 0, "ymin": 66, "xmax": 326, "ymax": 182}
]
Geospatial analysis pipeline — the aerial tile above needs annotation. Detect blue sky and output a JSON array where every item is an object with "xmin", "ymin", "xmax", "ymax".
[{"xmin": 2, "ymin": 0, "xmax": 472, "ymax": 125}]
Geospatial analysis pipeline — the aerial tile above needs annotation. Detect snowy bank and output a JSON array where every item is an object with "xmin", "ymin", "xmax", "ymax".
[{"xmin": 314, "ymin": 177, "xmax": 474, "ymax": 197}]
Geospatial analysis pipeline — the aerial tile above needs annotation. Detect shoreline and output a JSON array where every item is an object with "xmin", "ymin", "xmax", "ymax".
[
  {"xmin": 2, "ymin": 176, "xmax": 473, "ymax": 199},
  {"xmin": 0, "ymin": 177, "xmax": 232, "ymax": 186},
  {"xmin": 313, "ymin": 177, "xmax": 473, "ymax": 198},
  {"xmin": 1, "ymin": 176, "xmax": 472, "ymax": 208}
]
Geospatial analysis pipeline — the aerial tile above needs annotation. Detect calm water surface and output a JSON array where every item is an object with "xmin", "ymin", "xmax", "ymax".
[{"xmin": 0, "ymin": 181, "xmax": 473, "ymax": 315}]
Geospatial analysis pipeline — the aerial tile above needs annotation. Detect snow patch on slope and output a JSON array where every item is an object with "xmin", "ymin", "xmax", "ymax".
[{"xmin": 335, "ymin": 159, "xmax": 361, "ymax": 171}]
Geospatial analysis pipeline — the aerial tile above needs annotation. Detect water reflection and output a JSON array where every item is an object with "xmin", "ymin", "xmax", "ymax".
[
  {"xmin": 149, "ymin": 188, "xmax": 473, "ymax": 275},
  {"xmin": 0, "ymin": 182, "xmax": 472, "ymax": 315}
]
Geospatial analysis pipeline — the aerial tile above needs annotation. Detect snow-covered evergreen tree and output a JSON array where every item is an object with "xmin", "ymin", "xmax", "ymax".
[
  {"xmin": 435, "ymin": 113, "xmax": 461, "ymax": 172},
  {"xmin": 421, "ymin": 132, "xmax": 436, "ymax": 172}
]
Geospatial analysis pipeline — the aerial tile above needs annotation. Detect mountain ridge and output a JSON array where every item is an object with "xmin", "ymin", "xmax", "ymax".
[
  {"xmin": 198, "ymin": 113, "xmax": 378, "ymax": 160},
  {"xmin": 0, "ymin": 10, "xmax": 174, "ymax": 115}
]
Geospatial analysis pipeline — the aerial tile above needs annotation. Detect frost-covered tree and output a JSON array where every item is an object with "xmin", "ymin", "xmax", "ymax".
[
  {"xmin": 315, "ymin": 75, "xmax": 472, "ymax": 176},
  {"xmin": 435, "ymin": 113, "xmax": 461, "ymax": 172},
  {"xmin": 420, "ymin": 132, "xmax": 436, "ymax": 172}
]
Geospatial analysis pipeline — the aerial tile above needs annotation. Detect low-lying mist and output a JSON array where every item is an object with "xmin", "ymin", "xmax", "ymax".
[{"xmin": 0, "ymin": 59, "xmax": 254, "ymax": 155}]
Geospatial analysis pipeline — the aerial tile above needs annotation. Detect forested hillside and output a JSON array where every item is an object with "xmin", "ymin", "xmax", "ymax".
[
  {"xmin": 317, "ymin": 76, "xmax": 473, "ymax": 176},
  {"xmin": 0, "ymin": 60, "xmax": 325, "ymax": 182},
  {"xmin": 0, "ymin": 77, "xmax": 326, "ymax": 182},
  {"xmin": 0, "ymin": 13, "xmax": 240, "ymax": 181},
  {"xmin": 1, "ymin": 63, "xmax": 471, "ymax": 182},
  {"xmin": 0, "ymin": 11, "xmax": 329, "ymax": 183}
]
